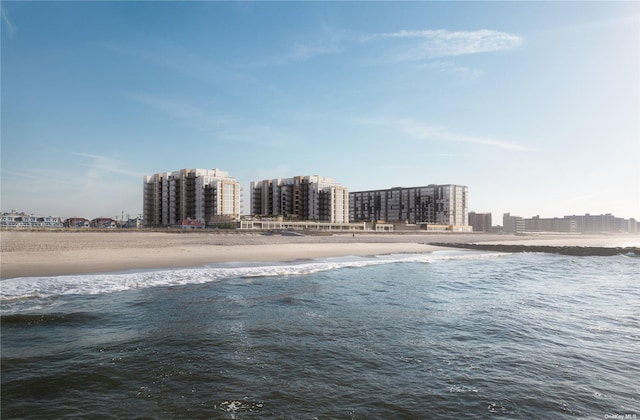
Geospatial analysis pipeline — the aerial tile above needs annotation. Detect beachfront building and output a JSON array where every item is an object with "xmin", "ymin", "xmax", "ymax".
[
  {"xmin": 143, "ymin": 168, "xmax": 241, "ymax": 227},
  {"xmin": 1, "ymin": 211, "xmax": 63, "ymax": 228},
  {"xmin": 525, "ymin": 214, "xmax": 638, "ymax": 234},
  {"xmin": 250, "ymin": 175, "xmax": 349, "ymax": 223},
  {"xmin": 567, "ymin": 213, "xmax": 638, "ymax": 233},
  {"xmin": 468, "ymin": 212, "xmax": 493, "ymax": 232},
  {"xmin": 503, "ymin": 213, "xmax": 525, "ymax": 234},
  {"xmin": 91, "ymin": 218, "xmax": 118, "ymax": 229},
  {"xmin": 64, "ymin": 218, "xmax": 91, "ymax": 228},
  {"xmin": 123, "ymin": 216, "xmax": 143, "ymax": 229},
  {"xmin": 349, "ymin": 185, "xmax": 469, "ymax": 229},
  {"xmin": 525, "ymin": 215, "xmax": 577, "ymax": 233}
]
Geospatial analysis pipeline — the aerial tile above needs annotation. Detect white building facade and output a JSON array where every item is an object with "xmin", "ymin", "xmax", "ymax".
[
  {"xmin": 251, "ymin": 175, "xmax": 349, "ymax": 223},
  {"xmin": 350, "ymin": 184, "xmax": 469, "ymax": 228},
  {"xmin": 143, "ymin": 168, "xmax": 241, "ymax": 227},
  {"xmin": 0, "ymin": 212, "xmax": 62, "ymax": 228}
]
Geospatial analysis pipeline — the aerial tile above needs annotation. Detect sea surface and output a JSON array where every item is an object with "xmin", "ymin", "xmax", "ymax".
[{"xmin": 1, "ymin": 250, "xmax": 639, "ymax": 419}]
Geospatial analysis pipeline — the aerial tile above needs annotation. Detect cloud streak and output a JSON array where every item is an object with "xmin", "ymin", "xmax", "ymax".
[
  {"xmin": 1, "ymin": 6, "xmax": 16, "ymax": 38},
  {"xmin": 128, "ymin": 93, "xmax": 227, "ymax": 128},
  {"xmin": 128, "ymin": 93, "xmax": 297, "ymax": 149},
  {"xmin": 362, "ymin": 117, "xmax": 537, "ymax": 152},
  {"xmin": 287, "ymin": 28, "xmax": 522, "ymax": 63},
  {"xmin": 74, "ymin": 153, "xmax": 141, "ymax": 178},
  {"xmin": 362, "ymin": 29, "xmax": 523, "ymax": 62}
]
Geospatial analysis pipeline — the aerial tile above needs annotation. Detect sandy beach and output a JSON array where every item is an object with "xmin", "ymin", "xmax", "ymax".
[{"xmin": 1, "ymin": 230, "xmax": 638, "ymax": 279}]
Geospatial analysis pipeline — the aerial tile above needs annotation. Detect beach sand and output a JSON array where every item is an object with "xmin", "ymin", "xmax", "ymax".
[{"xmin": 1, "ymin": 230, "xmax": 637, "ymax": 279}]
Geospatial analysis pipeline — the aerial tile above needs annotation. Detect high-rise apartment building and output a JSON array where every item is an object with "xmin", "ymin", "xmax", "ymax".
[
  {"xmin": 250, "ymin": 175, "xmax": 349, "ymax": 223},
  {"xmin": 143, "ymin": 168, "xmax": 240, "ymax": 227},
  {"xmin": 350, "ymin": 184, "xmax": 468, "ymax": 227}
]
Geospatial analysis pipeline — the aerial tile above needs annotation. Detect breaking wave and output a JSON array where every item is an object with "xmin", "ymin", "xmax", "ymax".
[{"xmin": 0, "ymin": 251, "xmax": 501, "ymax": 306}]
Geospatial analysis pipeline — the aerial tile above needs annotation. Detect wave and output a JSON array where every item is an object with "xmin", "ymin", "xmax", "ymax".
[{"xmin": 0, "ymin": 251, "xmax": 503, "ymax": 305}]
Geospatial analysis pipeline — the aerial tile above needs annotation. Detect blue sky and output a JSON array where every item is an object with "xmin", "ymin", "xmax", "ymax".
[{"xmin": 2, "ymin": 1, "xmax": 639, "ymax": 221}]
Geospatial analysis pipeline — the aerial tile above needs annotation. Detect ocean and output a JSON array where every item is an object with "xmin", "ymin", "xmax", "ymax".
[{"xmin": 1, "ymin": 250, "xmax": 638, "ymax": 419}]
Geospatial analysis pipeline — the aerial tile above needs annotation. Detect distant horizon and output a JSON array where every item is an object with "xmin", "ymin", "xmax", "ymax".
[{"xmin": 2, "ymin": 2, "xmax": 638, "ymax": 220}]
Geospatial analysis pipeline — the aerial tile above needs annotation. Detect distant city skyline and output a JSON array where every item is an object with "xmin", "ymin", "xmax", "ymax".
[{"xmin": 2, "ymin": 2, "xmax": 638, "ymax": 220}]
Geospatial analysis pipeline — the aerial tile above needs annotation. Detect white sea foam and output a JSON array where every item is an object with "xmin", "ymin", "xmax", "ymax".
[{"xmin": 0, "ymin": 251, "xmax": 503, "ymax": 302}]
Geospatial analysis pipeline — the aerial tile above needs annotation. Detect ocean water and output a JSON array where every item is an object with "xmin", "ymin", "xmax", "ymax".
[{"xmin": 1, "ymin": 250, "xmax": 639, "ymax": 419}]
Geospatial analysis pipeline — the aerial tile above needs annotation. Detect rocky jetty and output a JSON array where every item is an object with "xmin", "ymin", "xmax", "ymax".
[{"xmin": 429, "ymin": 243, "xmax": 640, "ymax": 257}]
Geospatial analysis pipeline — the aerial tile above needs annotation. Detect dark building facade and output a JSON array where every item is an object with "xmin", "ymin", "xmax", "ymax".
[
  {"xmin": 349, "ymin": 184, "xmax": 468, "ymax": 227},
  {"xmin": 468, "ymin": 212, "xmax": 492, "ymax": 232}
]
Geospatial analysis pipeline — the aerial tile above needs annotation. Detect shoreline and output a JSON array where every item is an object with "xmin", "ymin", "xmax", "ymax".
[
  {"xmin": 2, "ymin": 231, "xmax": 639, "ymax": 279},
  {"xmin": 1, "ymin": 242, "xmax": 440, "ymax": 279}
]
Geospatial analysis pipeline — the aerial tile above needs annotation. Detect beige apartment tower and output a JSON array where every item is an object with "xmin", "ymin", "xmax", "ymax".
[
  {"xmin": 251, "ymin": 175, "xmax": 349, "ymax": 223},
  {"xmin": 143, "ymin": 168, "xmax": 241, "ymax": 227}
]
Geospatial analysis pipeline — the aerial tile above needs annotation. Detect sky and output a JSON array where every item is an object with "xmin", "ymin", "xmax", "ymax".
[{"xmin": 1, "ymin": 1, "xmax": 639, "ymax": 221}]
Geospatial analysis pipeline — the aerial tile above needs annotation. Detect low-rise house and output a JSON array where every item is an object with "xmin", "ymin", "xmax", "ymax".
[
  {"xmin": 91, "ymin": 218, "xmax": 117, "ymax": 228},
  {"xmin": 124, "ymin": 216, "xmax": 143, "ymax": 228},
  {"xmin": 175, "ymin": 218, "xmax": 205, "ymax": 230},
  {"xmin": 64, "ymin": 218, "xmax": 91, "ymax": 228}
]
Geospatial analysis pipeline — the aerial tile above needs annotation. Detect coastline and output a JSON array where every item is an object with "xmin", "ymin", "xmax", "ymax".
[{"xmin": 1, "ymin": 230, "xmax": 638, "ymax": 279}]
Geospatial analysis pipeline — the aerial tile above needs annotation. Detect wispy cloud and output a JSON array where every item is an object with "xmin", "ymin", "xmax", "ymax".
[
  {"xmin": 128, "ymin": 93, "xmax": 228, "ymax": 128},
  {"xmin": 361, "ymin": 29, "xmax": 523, "ymax": 62},
  {"xmin": 1, "ymin": 6, "xmax": 16, "ymax": 38},
  {"xmin": 362, "ymin": 117, "xmax": 537, "ymax": 152},
  {"xmin": 284, "ymin": 27, "xmax": 522, "ymax": 66},
  {"xmin": 129, "ymin": 92, "xmax": 296, "ymax": 149},
  {"xmin": 2, "ymin": 152, "xmax": 139, "ymax": 205},
  {"xmin": 74, "ymin": 153, "xmax": 141, "ymax": 178},
  {"xmin": 2, "ymin": 163, "xmax": 139, "ymax": 218},
  {"xmin": 2, "ymin": 168, "xmax": 79, "ymax": 192}
]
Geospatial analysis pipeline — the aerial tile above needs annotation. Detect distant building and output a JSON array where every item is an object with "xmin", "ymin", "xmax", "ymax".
[
  {"xmin": 468, "ymin": 212, "xmax": 492, "ymax": 232},
  {"xmin": 175, "ymin": 219, "xmax": 205, "ymax": 230},
  {"xmin": 525, "ymin": 216, "xmax": 577, "ymax": 233},
  {"xmin": 64, "ymin": 217, "xmax": 91, "ymax": 228},
  {"xmin": 91, "ymin": 218, "xmax": 118, "ymax": 229},
  {"xmin": 520, "ymin": 214, "xmax": 638, "ymax": 234},
  {"xmin": 503, "ymin": 213, "xmax": 525, "ymax": 234},
  {"xmin": 564, "ymin": 214, "xmax": 637, "ymax": 233},
  {"xmin": 143, "ymin": 168, "xmax": 241, "ymax": 227},
  {"xmin": 501, "ymin": 213, "xmax": 638, "ymax": 234},
  {"xmin": 1, "ymin": 211, "xmax": 62, "ymax": 228},
  {"xmin": 350, "ymin": 184, "xmax": 468, "ymax": 228},
  {"xmin": 239, "ymin": 220, "xmax": 366, "ymax": 232},
  {"xmin": 250, "ymin": 175, "xmax": 349, "ymax": 223},
  {"xmin": 124, "ymin": 216, "xmax": 143, "ymax": 229}
]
